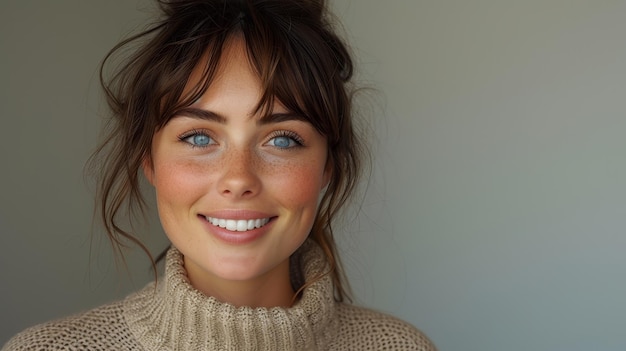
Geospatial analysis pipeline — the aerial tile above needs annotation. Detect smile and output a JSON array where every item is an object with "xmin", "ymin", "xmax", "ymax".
[{"xmin": 204, "ymin": 216, "xmax": 271, "ymax": 232}]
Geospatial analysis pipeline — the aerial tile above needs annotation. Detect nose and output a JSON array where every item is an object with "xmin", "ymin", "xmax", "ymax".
[{"xmin": 217, "ymin": 147, "xmax": 261, "ymax": 199}]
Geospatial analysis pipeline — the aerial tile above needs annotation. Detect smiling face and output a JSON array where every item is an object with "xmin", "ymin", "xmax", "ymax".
[{"xmin": 143, "ymin": 39, "xmax": 330, "ymax": 307}]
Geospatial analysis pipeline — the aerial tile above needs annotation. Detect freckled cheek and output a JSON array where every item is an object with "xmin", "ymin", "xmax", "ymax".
[
  {"xmin": 270, "ymin": 162, "xmax": 325, "ymax": 207},
  {"xmin": 152, "ymin": 159, "xmax": 216, "ymax": 205}
]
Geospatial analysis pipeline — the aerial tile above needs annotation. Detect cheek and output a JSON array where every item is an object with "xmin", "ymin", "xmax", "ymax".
[
  {"xmin": 269, "ymin": 160, "xmax": 326, "ymax": 207},
  {"xmin": 152, "ymin": 159, "xmax": 213, "ymax": 206}
]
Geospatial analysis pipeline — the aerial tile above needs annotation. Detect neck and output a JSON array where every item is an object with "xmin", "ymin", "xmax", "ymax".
[
  {"xmin": 183, "ymin": 256, "xmax": 295, "ymax": 308},
  {"xmin": 123, "ymin": 243, "xmax": 339, "ymax": 351}
]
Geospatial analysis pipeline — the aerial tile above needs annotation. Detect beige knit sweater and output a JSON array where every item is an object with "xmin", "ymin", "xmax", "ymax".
[{"xmin": 3, "ymin": 241, "xmax": 435, "ymax": 350}]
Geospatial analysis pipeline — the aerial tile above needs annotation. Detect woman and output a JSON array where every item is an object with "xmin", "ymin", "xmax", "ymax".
[{"xmin": 3, "ymin": 0, "xmax": 435, "ymax": 350}]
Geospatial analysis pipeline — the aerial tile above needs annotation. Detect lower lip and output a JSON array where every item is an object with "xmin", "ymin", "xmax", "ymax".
[{"xmin": 199, "ymin": 215, "xmax": 274, "ymax": 245}]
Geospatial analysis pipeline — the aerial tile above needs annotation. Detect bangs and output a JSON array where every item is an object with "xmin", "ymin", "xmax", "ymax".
[{"xmin": 156, "ymin": 1, "xmax": 351, "ymax": 144}]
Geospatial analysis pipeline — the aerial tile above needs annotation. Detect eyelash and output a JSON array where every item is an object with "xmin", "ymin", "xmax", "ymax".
[
  {"xmin": 267, "ymin": 130, "xmax": 305, "ymax": 148},
  {"xmin": 177, "ymin": 128, "xmax": 214, "ymax": 148},
  {"xmin": 176, "ymin": 129, "xmax": 305, "ymax": 149}
]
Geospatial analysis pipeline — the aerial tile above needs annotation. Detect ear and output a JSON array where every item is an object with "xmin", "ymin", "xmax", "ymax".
[{"xmin": 142, "ymin": 156, "xmax": 155, "ymax": 186}]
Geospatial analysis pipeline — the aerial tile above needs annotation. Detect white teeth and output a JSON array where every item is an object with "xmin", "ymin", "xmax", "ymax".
[
  {"xmin": 236, "ymin": 220, "xmax": 247, "ymax": 231},
  {"xmin": 205, "ymin": 216, "xmax": 270, "ymax": 232}
]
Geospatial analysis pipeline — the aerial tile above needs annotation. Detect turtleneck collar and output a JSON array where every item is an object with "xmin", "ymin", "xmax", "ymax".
[{"xmin": 122, "ymin": 240, "xmax": 338, "ymax": 350}]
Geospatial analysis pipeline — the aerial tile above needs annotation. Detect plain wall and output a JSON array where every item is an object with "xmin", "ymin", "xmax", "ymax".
[
  {"xmin": 2, "ymin": 1, "xmax": 626, "ymax": 350},
  {"xmin": 332, "ymin": 1, "xmax": 626, "ymax": 350}
]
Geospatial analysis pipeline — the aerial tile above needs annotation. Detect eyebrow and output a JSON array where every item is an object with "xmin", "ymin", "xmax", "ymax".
[
  {"xmin": 176, "ymin": 107, "xmax": 308, "ymax": 125},
  {"xmin": 176, "ymin": 107, "xmax": 226, "ymax": 123},
  {"xmin": 258, "ymin": 112, "xmax": 308, "ymax": 125}
]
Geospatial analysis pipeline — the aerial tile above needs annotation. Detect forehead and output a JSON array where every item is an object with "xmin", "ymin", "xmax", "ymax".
[{"xmin": 185, "ymin": 37, "xmax": 258, "ymax": 100}]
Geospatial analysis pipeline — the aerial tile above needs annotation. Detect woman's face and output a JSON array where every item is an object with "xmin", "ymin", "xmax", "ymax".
[{"xmin": 144, "ymin": 39, "xmax": 330, "ymax": 305}]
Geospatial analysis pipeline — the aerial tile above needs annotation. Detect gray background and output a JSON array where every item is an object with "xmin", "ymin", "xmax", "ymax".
[{"xmin": 2, "ymin": 1, "xmax": 626, "ymax": 350}]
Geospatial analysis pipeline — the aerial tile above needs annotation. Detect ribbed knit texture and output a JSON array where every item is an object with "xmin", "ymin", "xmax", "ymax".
[
  {"xmin": 2, "ymin": 241, "xmax": 436, "ymax": 350},
  {"xmin": 124, "ymin": 240, "xmax": 336, "ymax": 350}
]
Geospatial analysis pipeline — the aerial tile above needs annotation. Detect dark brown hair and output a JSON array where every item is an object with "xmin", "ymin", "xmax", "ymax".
[{"xmin": 91, "ymin": 0, "xmax": 363, "ymax": 301}]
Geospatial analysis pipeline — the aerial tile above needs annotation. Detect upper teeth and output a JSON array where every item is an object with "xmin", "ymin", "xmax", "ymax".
[{"xmin": 205, "ymin": 217, "xmax": 270, "ymax": 232}]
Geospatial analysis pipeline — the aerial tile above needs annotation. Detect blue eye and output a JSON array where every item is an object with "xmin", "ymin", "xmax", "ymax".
[
  {"xmin": 271, "ymin": 136, "xmax": 294, "ymax": 148},
  {"xmin": 191, "ymin": 134, "xmax": 211, "ymax": 146},
  {"xmin": 268, "ymin": 133, "xmax": 302, "ymax": 149},
  {"xmin": 180, "ymin": 131, "xmax": 214, "ymax": 147}
]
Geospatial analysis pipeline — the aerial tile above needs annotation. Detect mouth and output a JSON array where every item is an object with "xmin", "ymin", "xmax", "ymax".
[{"xmin": 203, "ymin": 216, "xmax": 272, "ymax": 232}]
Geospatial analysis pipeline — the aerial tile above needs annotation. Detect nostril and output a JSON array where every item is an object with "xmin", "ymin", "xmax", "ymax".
[{"xmin": 217, "ymin": 165, "xmax": 262, "ymax": 198}]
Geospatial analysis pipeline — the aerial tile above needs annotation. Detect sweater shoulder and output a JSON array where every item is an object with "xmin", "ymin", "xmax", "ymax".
[
  {"xmin": 1, "ymin": 300, "xmax": 139, "ymax": 351},
  {"xmin": 332, "ymin": 303, "xmax": 436, "ymax": 351}
]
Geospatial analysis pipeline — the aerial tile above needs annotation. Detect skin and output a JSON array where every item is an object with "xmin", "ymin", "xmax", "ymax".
[{"xmin": 143, "ymin": 38, "xmax": 331, "ymax": 308}]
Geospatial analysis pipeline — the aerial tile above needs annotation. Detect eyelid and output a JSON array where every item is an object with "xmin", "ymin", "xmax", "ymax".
[
  {"xmin": 266, "ymin": 130, "xmax": 305, "ymax": 147},
  {"xmin": 177, "ymin": 128, "xmax": 216, "ymax": 147},
  {"xmin": 177, "ymin": 128, "xmax": 207, "ymax": 139}
]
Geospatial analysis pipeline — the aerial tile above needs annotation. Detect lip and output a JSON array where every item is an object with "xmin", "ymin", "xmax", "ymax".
[{"xmin": 198, "ymin": 210, "xmax": 276, "ymax": 245}]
